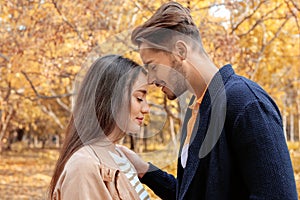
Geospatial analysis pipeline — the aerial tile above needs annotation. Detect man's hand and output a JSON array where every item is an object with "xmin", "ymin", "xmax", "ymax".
[{"xmin": 117, "ymin": 145, "xmax": 149, "ymax": 178}]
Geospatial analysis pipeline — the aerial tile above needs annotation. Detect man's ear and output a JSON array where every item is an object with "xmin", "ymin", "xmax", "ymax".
[{"xmin": 174, "ymin": 40, "xmax": 187, "ymax": 61}]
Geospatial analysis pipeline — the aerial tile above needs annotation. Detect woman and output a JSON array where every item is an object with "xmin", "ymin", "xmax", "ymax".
[{"xmin": 48, "ymin": 55, "xmax": 150, "ymax": 200}]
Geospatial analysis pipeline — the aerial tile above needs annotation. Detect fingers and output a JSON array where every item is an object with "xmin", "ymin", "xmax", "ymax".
[
  {"xmin": 116, "ymin": 144, "xmax": 149, "ymax": 178},
  {"xmin": 116, "ymin": 144, "xmax": 133, "ymax": 156}
]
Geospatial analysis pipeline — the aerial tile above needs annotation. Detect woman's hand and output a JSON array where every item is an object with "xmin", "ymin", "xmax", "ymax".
[{"xmin": 117, "ymin": 145, "xmax": 149, "ymax": 178}]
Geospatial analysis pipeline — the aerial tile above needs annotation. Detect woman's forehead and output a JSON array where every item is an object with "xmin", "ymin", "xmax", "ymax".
[{"xmin": 132, "ymin": 73, "xmax": 148, "ymax": 91}]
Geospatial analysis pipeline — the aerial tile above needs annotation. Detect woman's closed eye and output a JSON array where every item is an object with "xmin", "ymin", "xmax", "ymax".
[{"xmin": 137, "ymin": 97, "xmax": 143, "ymax": 102}]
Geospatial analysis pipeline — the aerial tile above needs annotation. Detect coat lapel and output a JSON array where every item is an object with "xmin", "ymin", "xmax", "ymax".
[
  {"xmin": 178, "ymin": 96, "xmax": 195, "ymax": 155},
  {"xmin": 178, "ymin": 69, "xmax": 231, "ymax": 199},
  {"xmin": 178, "ymin": 95, "xmax": 211, "ymax": 200}
]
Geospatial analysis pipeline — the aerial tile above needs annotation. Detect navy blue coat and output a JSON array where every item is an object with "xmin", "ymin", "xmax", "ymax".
[{"xmin": 141, "ymin": 65, "xmax": 298, "ymax": 200}]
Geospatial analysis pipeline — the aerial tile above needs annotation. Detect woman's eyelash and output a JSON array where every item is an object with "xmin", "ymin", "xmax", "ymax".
[{"xmin": 137, "ymin": 97, "xmax": 143, "ymax": 102}]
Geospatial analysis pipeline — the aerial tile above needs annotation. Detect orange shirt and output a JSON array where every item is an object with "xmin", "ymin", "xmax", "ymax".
[
  {"xmin": 183, "ymin": 91, "xmax": 206, "ymax": 146},
  {"xmin": 181, "ymin": 89, "xmax": 207, "ymax": 168}
]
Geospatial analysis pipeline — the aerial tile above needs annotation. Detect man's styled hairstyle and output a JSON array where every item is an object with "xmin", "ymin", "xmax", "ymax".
[{"xmin": 131, "ymin": 2, "xmax": 202, "ymax": 50}]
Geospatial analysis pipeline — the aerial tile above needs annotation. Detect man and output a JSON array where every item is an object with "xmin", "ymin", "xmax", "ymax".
[{"xmin": 119, "ymin": 2, "xmax": 298, "ymax": 200}]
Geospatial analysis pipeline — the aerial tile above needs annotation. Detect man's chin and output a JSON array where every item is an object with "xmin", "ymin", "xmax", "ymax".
[{"xmin": 165, "ymin": 89, "xmax": 186, "ymax": 100}]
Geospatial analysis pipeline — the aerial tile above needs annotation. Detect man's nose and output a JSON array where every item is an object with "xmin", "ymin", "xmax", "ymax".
[{"xmin": 147, "ymin": 73, "xmax": 155, "ymax": 85}]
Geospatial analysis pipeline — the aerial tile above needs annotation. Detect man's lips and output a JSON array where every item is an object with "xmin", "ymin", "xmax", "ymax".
[{"xmin": 162, "ymin": 86, "xmax": 168, "ymax": 93}]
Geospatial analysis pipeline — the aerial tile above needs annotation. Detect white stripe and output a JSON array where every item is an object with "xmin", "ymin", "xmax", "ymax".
[
  {"xmin": 135, "ymin": 184, "xmax": 143, "ymax": 193},
  {"xmin": 140, "ymin": 191, "xmax": 149, "ymax": 199},
  {"xmin": 130, "ymin": 176, "xmax": 139, "ymax": 186},
  {"xmin": 109, "ymin": 150, "xmax": 150, "ymax": 200},
  {"xmin": 125, "ymin": 172, "xmax": 135, "ymax": 179},
  {"xmin": 119, "ymin": 164, "xmax": 131, "ymax": 171},
  {"xmin": 109, "ymin": 151, "xmax": 127, "ymax": 163},
  {"xmin": 119, "ymin": 163, "xmax": 132, "ymax": 172}
]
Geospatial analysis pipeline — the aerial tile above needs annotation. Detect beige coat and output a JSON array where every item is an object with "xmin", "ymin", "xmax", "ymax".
[{"xmin": 53, "ymin": 142, "xmax": 142, "ymax": 200}]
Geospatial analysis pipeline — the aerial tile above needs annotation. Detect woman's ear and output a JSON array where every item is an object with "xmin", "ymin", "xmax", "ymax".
[{"xmin": 174, "ymin": 40, "xmax": 187, "ymax": 61}]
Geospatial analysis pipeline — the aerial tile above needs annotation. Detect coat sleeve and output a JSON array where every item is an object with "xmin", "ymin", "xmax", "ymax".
[
  {"xmin": 232, "ymin": 100, "xmax": 298, "ymax": 199},
  {"xmin": 55, "ymin": 158, "xmax": 114, "ymax": 200},
  {"xmin": 140, "ymin": 163, "xmax": 177, "ymax": 200}
]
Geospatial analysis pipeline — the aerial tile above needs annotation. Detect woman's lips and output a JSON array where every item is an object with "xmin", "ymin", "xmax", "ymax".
[{"xmin": 136, "ymin": 117, "xmax": 144, "ymax": 124}]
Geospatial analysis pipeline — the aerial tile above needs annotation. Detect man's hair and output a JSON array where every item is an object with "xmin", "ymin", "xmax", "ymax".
[{"xmin": 131, "ymin": 1, "xmax": 202, "ymax": 50}]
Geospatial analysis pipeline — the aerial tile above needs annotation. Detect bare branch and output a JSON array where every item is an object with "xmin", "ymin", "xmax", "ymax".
[
  {"xmin": 51, "ymin": 0, "xmax": 85, "ymax": 42},
  {"xmin": 21, "ymin": 70, "xmax": 73, "ymax": 99},
  {"xmin": 269, "ymin": 67, "xmax": 292, "ymax": 90},
  {"xmin": 0, "ymin": 106, "xmax": 14, "ymax": 142},
  {"xmin": 250, "ymin": 15, "xmax": 292, "ymax": 79},
  {"xmin": 40, "ymin": 104, "xmax": 64, "ymax": 129},
  {"xmin": 193, "ymin": 2, "xmax": 228, "ymax": 10},
  {"xmin": 0, "ymin": 53, "xmax": 9, "ymax": 62},
  {"xmin": 289, "ymin": 0, "xmax": 300, "ymax": 11},
  {"xmin": 261, "ymin": 15, "xmax": 292, "ymax": 52},
  {"xmin": 3, "ymin": 81, "xmax": 11, "ymax": 101},
  {"xmin": 285, "ymin": 0, "xmax": 300, "ymax": 53},
  {"xmin": 237, "ymin": 3, "xmax": 283, "ymax": 37},
  {"xmin": 50, "ymin": 89, "xmax": 71, "ymax": 113},
  {"xmin": 134, "ymin": 1, "xmax": 153, "ymax": 22},
  {"xmin": 231, "ymin": 0, "xmax": 267, "ymax": 34}
]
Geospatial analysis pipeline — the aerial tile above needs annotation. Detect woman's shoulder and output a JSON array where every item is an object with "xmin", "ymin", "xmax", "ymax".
[{"xmin": 64, "ymin": 146, "xmax": 99, "ymax": 173}]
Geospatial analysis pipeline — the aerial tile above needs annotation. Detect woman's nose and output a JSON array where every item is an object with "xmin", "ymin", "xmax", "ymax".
[
  {"xmin": 147, "ymin": 73, "xmax": 156, "ymax": 85},
  {"xmin": 141, "ymin": 102, "xmax": 150, "ymax": 114}
]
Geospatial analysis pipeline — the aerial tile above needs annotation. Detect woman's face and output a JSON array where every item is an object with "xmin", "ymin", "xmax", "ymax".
[{"xmin": 128, "ymin": 72, "xmax": 149, "ymax": 134}]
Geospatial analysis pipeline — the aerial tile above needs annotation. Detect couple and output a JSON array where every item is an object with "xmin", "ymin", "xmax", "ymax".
[{"xmin": 48, "ymin": 2, "xmax": 297, "ymax": 200}]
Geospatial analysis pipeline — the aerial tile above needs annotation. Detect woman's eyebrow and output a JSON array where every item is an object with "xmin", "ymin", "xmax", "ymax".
[{"xmin": 135, "ymin": 89, "xmax": 147, "ymax": 95}]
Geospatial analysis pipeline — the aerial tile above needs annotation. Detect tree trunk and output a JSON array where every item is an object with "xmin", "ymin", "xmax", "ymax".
[
  {"xmin": 283, "ymin": 94, "xmax": 287, "ymax": 140},
  {"xmin": 129, "ymin": 135, "xmax": 134, "ymax": 150},
  {"xmin": 143, "ymin": 125, "xmax": 148, "ymax": 152},
  {"xmin": 169, "ymin": 116, "xmax": 177, "ymax": 147},
  {"xmin": 0, "ymin": 106, "xmax": 14, "ymax": 151},
  {"xmin": 290, "ymin": 113, "xmax": 294, "ymax": 142},
  {"xmin": 34, "ymin": 135, "xmax": 39, "ymax": 148},
  {"xmin": 137, "ymin": 126, "xmax": 144, "ymax": 153},
  {"xmin": 297, "ymin": 90, "xmax": 300, "ymax": 141}
]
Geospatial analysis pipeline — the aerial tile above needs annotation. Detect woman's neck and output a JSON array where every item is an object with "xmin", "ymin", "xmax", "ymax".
[{"xmin": 107, "ymin": 126, "xmax": 125, "ymax": 144}]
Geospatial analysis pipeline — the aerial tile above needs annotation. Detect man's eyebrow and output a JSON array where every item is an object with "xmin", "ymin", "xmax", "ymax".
[{"xmin": 143, "ymin": 60, "xmax": 153, "ymax": 69}]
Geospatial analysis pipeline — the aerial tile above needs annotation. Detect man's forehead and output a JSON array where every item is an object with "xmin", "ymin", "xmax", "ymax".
[
  {"xmin": 139, "ymin": 42, "xmax": 152, "ymax": 50},
  {"xmin": 139, "ymin": 44, "xmax": 157, "ymax": 62},
  {"xmin": 138, "ymin": 39, "xmax": 171, "ymax": 52},
  {"xmin": 139, "ymin": 43, "xmax": 158, "ymax": 53}
]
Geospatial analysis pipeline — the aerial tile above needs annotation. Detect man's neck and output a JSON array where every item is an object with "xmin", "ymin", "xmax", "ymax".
[{"xmin": 185, "ymin": 56, "xmax": 218, "ymax": 99}]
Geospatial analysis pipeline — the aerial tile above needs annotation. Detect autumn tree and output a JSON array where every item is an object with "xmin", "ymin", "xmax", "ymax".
[{"xmin": 0, "ymin": 0, "xmax": 299, "ymax": 152}]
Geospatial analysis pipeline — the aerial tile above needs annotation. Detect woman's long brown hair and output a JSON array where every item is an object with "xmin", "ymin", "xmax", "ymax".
[{"xmin": 48, "ymin": 55, "xmax": 145, "ymax": 199}]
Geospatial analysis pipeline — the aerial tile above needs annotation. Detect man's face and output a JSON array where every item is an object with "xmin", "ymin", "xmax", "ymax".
[{"xmin": 139, "ymin": 43, "xmax": 188, "ymax": 100}]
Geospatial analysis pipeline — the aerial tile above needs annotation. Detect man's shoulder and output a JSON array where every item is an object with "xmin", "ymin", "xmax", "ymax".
[
  {"xmin": 223, "ymin": 74, "xmax": 276, "ymax": 117},
  {"xmin": 225, "ymin": 75, "xmax": 268, "ymax": 101}
]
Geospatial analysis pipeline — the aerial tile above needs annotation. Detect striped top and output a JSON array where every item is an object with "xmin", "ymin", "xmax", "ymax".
[{"xmin": 109, "ymin": 148, "xmax": 150, "ymax": 200}]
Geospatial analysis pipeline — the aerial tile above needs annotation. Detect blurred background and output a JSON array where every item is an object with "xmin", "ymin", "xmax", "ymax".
[{"xmin": 0, "ymin": 0, "xmax": 299, "ymax": 199}]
